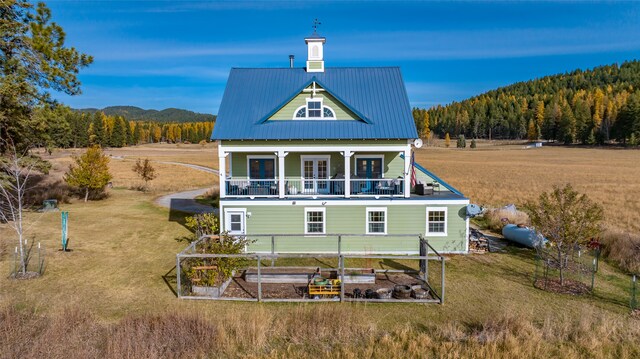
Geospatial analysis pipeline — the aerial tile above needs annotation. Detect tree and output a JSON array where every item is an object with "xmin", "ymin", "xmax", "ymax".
[
  {"xmin": 456, "ymin": 134, "xmax": 466, "ymax": 148},
  {"xmin": 422, "ymin": 111, "xmax": 430, "ymax": 139},
  {"xmin": 524, "ymin": 184, "xmax": 604, "ymax": 286},
  {"xmin": 0, "ymin": 141, "xmax": 48, "ymax": 276},
  {"xmin": 444, "ymin": 133, "xmax": 451, "ymax": 148},
  {"xmin": 110, "ymin": 117, "xmax": 126, "ymax": 147},
  {"xmin": 64, "ymin": 146, "xmax": 112, "ymax": 202},
  {"xmin": 527, "ymin": 120, "xmax": 537, "ymax": 141},
  {"xmin": 132, "ymin": 158, "xmax": 157, "ymax": 191},
  {"xmin": 0, "ymin": 1, "xmax": 92, "ymax": 154}
]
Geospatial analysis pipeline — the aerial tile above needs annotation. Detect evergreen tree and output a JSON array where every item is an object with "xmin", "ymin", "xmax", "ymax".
[
  {"xmin": 0, "ymin": 1, "xmax": 92, "ymax": 154},
  {"xmin": 444, "ymin": 133, "xmax": 451, "ymax": 148},
  {"xmin": 132, "ymin": 122, "xmax": 141, "ymax": 145},
  {"xmin": 110, "ymin": 117, "xmax": 126, "ymax": 147},
  {"xmin": 91, "ymin": 112, "xmax": 105, "ymax": 145}
]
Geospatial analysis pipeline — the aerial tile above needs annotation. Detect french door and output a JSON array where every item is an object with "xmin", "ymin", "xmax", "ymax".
[{"xmin": 302, "ymin": 157, "xmax": 329, "ymax": 194}]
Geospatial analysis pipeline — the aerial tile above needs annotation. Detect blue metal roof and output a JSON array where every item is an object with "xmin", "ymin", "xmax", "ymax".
[{"xmin": 212, "ymin": 67, "xmax": 418, "ymax": 140}]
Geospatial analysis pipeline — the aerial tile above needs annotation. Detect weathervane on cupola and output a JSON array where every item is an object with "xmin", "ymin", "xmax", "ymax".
[{"xmin": 305, "ymin": 18, "xmax": 325, "ymax": 73}]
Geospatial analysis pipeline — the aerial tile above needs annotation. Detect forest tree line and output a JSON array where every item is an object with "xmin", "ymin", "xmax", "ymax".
[
  {"xmin": 413, "ymin": 60, "xmax": 640, "ymax": 145},
  {"xmin": 34, "ymin": 105, "xmax": 214, "ymax": 150}
]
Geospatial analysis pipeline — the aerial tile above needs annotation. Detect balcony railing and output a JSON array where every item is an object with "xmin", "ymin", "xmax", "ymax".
[
  {"xmin": 225, "ymin": 178, "xmax": 404, "ymax": 197},
  {"xmin": 226, "ymin": 179, "xmax": 279, "ymax": 197},
  {"xmin": 350, "ymin": 178, "xmax": 404, "ymax": 196}
]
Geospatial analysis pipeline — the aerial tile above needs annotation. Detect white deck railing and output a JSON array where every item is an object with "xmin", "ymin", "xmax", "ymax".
[{"xmin": 225, "ymin": 178, "xmax": 404, "ymax": 198}]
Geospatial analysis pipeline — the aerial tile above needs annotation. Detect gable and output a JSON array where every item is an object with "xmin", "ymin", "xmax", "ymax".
[
  {"xmin": 212, "ymin": 67, "xmax": 419, "ymax": 140},
  {"xmin": 268, "ymin": 84, "xmax": 360, "ymax": 121}
]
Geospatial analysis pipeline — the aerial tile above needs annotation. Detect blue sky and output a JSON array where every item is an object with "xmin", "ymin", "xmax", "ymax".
[{"xmin": 47, "ymin": 0, "xmax": 640, "ymax": 114}]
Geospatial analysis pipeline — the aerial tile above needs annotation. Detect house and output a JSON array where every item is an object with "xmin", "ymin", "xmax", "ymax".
[{"xmin": 211, "ymin": 33, "xmax": 469, "ymax": 254}]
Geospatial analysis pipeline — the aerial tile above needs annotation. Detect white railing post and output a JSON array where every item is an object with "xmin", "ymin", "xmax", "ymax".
[
  {"xmin": 344, "ymin": 150, "xmax": 352, "ymax": 198},
  {"xmin": 219, "ymin": 149, "xmax": 228, "ymax": 198},
  {"xmin": 403, "ymin": 147, "xmax": 411, "ymax": 198},
  {"xmin": 278, "ymin": 151, "xmax": 287, "ymax": 199}
]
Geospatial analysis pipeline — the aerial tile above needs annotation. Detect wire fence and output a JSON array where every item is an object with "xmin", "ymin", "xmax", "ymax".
[
  {"xmin": 9, "ymin": 241, "xmax": 46, "ymax": 279},
  {"xmin": 176, "ymin": 234, "xmax": 445, "ymax": 304},
  {"xmin": 533, "ymin": 247, "xmax": 598, "ymax": 294}
]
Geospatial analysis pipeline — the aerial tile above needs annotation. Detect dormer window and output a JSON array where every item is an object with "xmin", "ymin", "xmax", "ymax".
[
  {"xmin": 308, "ymin": 101, "xmax": 321, "ymax": 118},
  {"xmin": 292, "ymin": 98, "xmax": 336, "ymax": 120}
]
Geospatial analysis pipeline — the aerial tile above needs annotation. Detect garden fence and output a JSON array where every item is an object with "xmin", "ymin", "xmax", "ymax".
[{"xmin": 176, "ymin": 234, "xmax": 446, "ymax": 304}]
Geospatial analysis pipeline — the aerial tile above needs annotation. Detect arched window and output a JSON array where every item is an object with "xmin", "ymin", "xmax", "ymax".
[
  {"xmin": 323, "ymin": 107, "xmax": 334, "ymax": 118},
  {"xmin": 295, "ymin": 107, "xmax": 306, "ymax": 118},
  {"xmin": 312, "ymin": 45, "xmax": 319, "ymax": 58}
]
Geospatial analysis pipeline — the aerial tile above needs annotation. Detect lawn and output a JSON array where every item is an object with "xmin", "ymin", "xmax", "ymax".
[{"xmin": 1, "ymin": 142, "xmax": 639, "ymax": 358}]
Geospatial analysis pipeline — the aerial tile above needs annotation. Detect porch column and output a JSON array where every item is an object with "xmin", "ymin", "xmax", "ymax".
[
  {"xmin": 403, "ymin": 147, "xmax": 411, "ymax": 198},
  {"xmin": 219, "ymin": 152, "xmax": 228, "ymax": 198},
  {"xmin": 343, "ymin": 150, "xmax": 352, "ymax": 198},
  {"xmin": 278, "ymin": 150, "xmax": 288, "ymax": 198}
]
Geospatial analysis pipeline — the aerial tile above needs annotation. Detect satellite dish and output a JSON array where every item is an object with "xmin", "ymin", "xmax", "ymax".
[{"xmin": 413, "ymin": 138, "xmax": 423, "ymax": 148}]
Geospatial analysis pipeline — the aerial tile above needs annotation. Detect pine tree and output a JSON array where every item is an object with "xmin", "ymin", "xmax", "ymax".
[
  {"xmin": 527, "ymin": 120, "xmax": 538, "ymax": 141},
  {"xmin": 91, "ymin": 112, "xmax": 105, "ymax": 145},
  {"xmin": 110, "ymin": 117, "xmax": 126, "ymax": 147},
  {"xmin": 132, "ymin": 122, "xmax": 141, "ymax": 145},
  {"xmin": 422, "ymin": 111, "xmax": 430, "ymax": 139},
  {"xmin": 64, "ymin": 146, "xmax": 112, "ymax": 202}
]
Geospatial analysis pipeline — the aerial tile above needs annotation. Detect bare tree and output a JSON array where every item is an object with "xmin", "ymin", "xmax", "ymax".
[
  {"xmin": 132, "ymin": 158, "xmax": 157, "ymax": 191},
  {"xmin": 0, "ymin": 142, "xmax": 41, "ymax": 275}
]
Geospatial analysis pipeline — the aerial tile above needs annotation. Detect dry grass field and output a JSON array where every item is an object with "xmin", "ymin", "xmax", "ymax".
[
  {"xmin": 416, "ymin": 142, "xmax": 640, "ymax": 232},
  {"xmin": 1, "ymin": 142, "xmax": 640, "ymax": 358},
  {"xmin": 41, "ymin": 143, "xmax": 218, "ymax": 193}
]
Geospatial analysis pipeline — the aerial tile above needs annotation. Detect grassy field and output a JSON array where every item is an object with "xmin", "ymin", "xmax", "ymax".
[
  {"xmin": 416, "ymin": 141, "xmax": 640, "ymax": 232},
  {"xmin": 1, "ymin": 142, "xmax": 639, "ymax": 358}
]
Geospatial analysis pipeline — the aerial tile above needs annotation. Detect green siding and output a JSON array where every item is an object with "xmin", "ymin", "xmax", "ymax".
[
  {"xmin": 222, "ymin": 203, "xmax": 467, "ymax": 253},
  {"xmin": 269, "ymin": 85, "xmax": 359, "ymax": 121},
  {"xmin": 307, "ymin": 61, "xmax": 323, "ymax": 70},
  {"xmin": 230, "ymin": 151, "xmax": 406, "ymax": 178}
]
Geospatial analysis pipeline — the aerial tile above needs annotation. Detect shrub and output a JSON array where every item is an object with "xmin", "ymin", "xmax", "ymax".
[
  {"xmin": 185, "ymin": 233, "xmax": 253, "ymax": 287},
  {"xmin": 457, "ymin": 135, "xmax": 466, "ymax": 148},
  {"xmin": 185, "ymin": 213, "xmax": 219, "ymax": 238},
  {"xmin": 600, "ymin": 228, "xmax": 640, "ymax": 274},
  {"xmin": 483, "ymin": 207, "xmax": 530, "ymax": 232},
  {"xmin": 470, "ymin": 139, "xmax": 477, "ymax": 148}
]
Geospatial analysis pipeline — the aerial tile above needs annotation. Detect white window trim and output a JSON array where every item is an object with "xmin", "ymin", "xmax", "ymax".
[
  {"xmin": 224, "ymin": 208, "xmax": 247, "ymax": 235},
  {"xmin": 353, "ymin": 154, "xmax": 385, "ymax": 178},
  {"xmin": 291, "ymin": 97, "xmax": 336, "ymax": 120},
  {"xmin": 246, "ymin": 155, "xmax": 277, "ymax": 179},
  {"xmin": 304, "ymin": 207, "xmax": 326, "ymax": 235},
  {"xmin": 366, "ymin": 207, "xmax": 387, "ymax": 235},
  {"xmin": 426, "ymin": 207, "xmax": 448, "ymax": 237},
  {"xmin": 300, "ymin": 155, "xmax": 331, "ymax": 180}
]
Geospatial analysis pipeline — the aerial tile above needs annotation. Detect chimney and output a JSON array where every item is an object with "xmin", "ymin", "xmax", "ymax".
[{"xmin": 289, "ymin": 55, "xmax": 294, "ymax": 68}]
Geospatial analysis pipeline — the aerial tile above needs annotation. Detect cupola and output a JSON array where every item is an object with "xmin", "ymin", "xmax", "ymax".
[{"xmin": 305, "ymin": 19, "xmax": 325, "ymax": 73}]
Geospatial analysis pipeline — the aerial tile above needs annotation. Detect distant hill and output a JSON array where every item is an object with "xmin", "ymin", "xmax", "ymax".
[
  {"xmin": 76, "ymin": 106, "xmax": 216, "ymax": 123},
  {"xmin": 415, "ymin": 60, "xmax": 640, "ymax": 144}
]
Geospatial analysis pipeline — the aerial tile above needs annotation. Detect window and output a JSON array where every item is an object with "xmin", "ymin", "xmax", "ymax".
[
  {"xmin": 292, "ymin": 99, "xmax": 336, "ymax": 120},
  {"xmin": 308, "ymin": 101, "xmax": 321, "ymax": 118},
  {"xmin": 305, "ymin": 208, "xmax": 325, "ymax": 235},
  {"xmin": 248, "ymin": 158, "xmax": 275, "ymax": 179},
  {"xmin": 225, "ymin": 209, "xmax": 246, "ymax": 235},
  {"xmin": 426, "ymin": 207, "xmax": 447, "ymax": 236},
  {"xmin": 366, "ymin": 207, "xmax": 387, "ymax": 234}
]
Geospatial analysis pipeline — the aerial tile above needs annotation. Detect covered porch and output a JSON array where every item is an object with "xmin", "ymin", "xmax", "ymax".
[{"xmin": 218, "ymin": 143, "xmax": 413, "ymax": 199}]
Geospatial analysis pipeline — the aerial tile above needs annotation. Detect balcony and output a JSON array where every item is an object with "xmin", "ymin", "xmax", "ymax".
[{"xmin": 225, "ymin": 178, "xmax": 405, "ymax": 198}]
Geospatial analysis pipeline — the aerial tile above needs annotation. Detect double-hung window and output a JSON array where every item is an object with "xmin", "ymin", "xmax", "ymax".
[
  {"xmin": 305, "ymin": 208, "xmax": 326, "ymax": 235},
  {"xmin": 426, "ymin": 207, "xmax": 447, "ymax": 236},
  {"xmin": 366, "ymin": 207, "xmax": 387, "ymax": 235},
  {"xmin": 307, "ymin": 101, "xmax": 321, "ymax": 118}
]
